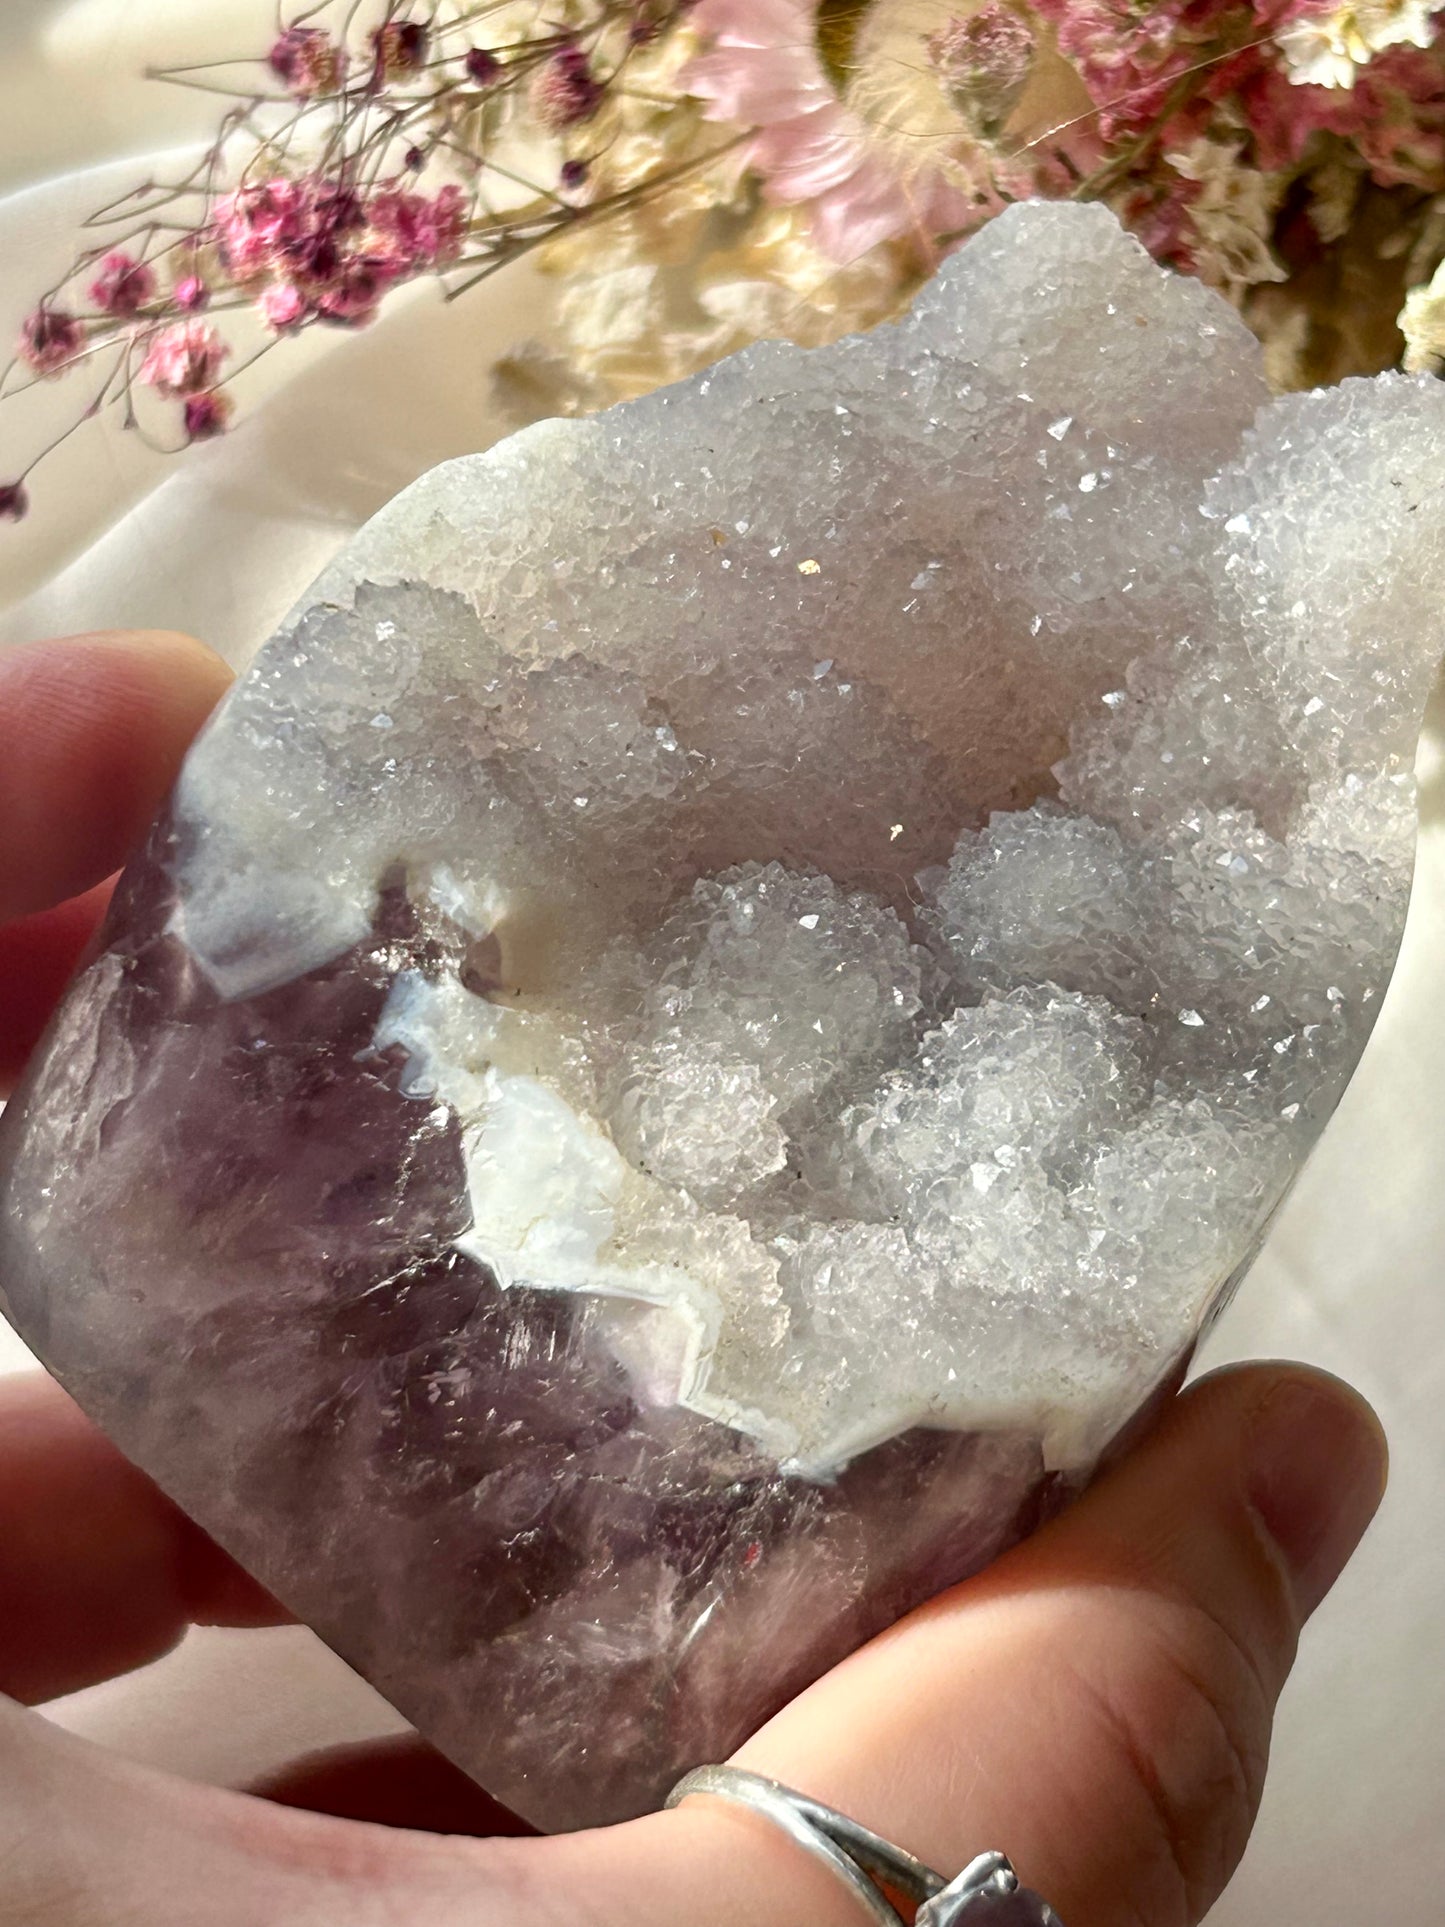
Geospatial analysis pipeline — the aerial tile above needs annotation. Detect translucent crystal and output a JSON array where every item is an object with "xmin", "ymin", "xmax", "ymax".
[{"xmin": 3, "ymin": 202, "xmax": 1444, "ymax": 1831}]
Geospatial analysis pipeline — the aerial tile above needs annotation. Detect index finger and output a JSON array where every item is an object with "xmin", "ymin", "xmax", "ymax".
[
  {"xmin": 0, "ymin": 630, "xmax": 230, "ymax": 1087},
  {"xmin": 0, "ymin": 1372, "xmax": 287, "ymax": 1706},
  {"xmin": 0, "ymin": 629, "xmax": 232, "ymax": 923}
]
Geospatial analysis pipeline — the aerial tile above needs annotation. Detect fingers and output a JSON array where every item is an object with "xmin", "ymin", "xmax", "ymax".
[
  {"xmin": 0, "ymin": 1695, "xmax": 550, "ymax": 1927},
  {"xmin": 253, "ymin": 1735, "xmax": 535, "ymax": 1839},
  {"xmin": 0, "ymin": 629, "xmax": 229, "ymax": 1090},
  {"xmin": 544, "ymin": 1362, "xmax": 1386, "ymax": 1927},
  {"xmin": 0, "ymin": 880, "xmax": 113, "ymax": 1091},
  {"xmin": 0, "ymin": 1365, "xmax": 1385, "ymax": 1927},
  {"xmin": 0, "ymin": 1697, "xmax": 487, "ymax": 1927},
  {"xmin": 0, "ymin": 1374, "xmax": 286, "ymax": 1705},
  {"xmin": 0, "ymin": 629, "xmax": 230, "ymax": 925}
]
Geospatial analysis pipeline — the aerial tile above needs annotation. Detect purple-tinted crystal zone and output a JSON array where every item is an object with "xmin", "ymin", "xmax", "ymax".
[{"xmin": 0, "ymin": 814, "xmax": 1065, "ymax": 1832}]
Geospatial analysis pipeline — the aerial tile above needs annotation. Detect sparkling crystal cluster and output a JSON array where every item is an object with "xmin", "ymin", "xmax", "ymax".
[{"xmin": 3, "ymin": 204, "xmax": 1444, "ymax": 1830}]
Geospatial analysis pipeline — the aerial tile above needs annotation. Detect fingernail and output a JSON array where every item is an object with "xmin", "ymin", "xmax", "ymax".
[{"xmin": 1246, "ymin": 1375, "xmax": 1388, "ymax": 1619}]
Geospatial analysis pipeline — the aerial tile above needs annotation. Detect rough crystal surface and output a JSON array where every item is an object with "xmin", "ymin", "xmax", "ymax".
[{"xmin": 3, "ymin": 203, "xmax": 1445, "ymax": 1830}]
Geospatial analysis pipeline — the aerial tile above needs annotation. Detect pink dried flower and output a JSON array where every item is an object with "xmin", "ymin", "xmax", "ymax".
[
  {"xmin": 927, "ymin": 5, "xmax": 1036, "ymax": 138},
  {"xmin": 0, "ymin": 481, "xmax": 28, "ymax": 522},
  {"xmin": 18, "ymin": 305, "xmax": 84, "ymax": 376},
  {"xmin": 215, "ymin": 179, "xmax": 308, "ymax": 279},
  {"xmin": 314, "ymin": 255, "xmax": 398, "ymax": 326},
  {"xmin": 286, "ymin": 186, "xmax": 366, "ymax": 288},
  {"xmin": 1246, "ymin": 40, "xmax": 1445, "ymax": 184},
  {"xmin": 685, "ymin": 0, "xmax": 979, "ymax": 262},
  {"xmin": 88, "ymin": 250, "xmax": 156, "ymax": 319},
  {"xmin": 258, "ymin": 282, "xmax": 310, "ymax": 333},
  {"xmin": 214, "ymin": 177, "xmax": 370, "ymax": 296},
  {"xmin": 465, "ymin": 46, "xmax": 501, "ymax": 84},
  {"xmin": 139, "ymin": 318, "xmax": 230, "ymax": 397},
  {"xmin": 174, "ymin": 274, "xmax": 210, "ymax": 312},
  {"xmin": 531, "ymin": 45, "xmax": 604, "ymax": 129},
  {"xmin": 431, "ymin": 184, "xmax": 469, "ymax": 263},
  {"xmin": 370, "ymin": 184, "xmax": 469, "ymax": 271},
  {"xmin": 311, "ymin": 183, "xmax": 366, "ymax": 234},
  {"xmin": 183, "ymin": 390, "xmax": 233, "ymax": 441},
  {"xmin": 372, "ymin": 20, "xmax": 429, "ymax": 82},
  {"xmin": 1029, "ymin": 0, "xmax": 1279, "ymax": 145},
  {"xmin": 268, "ymin": 25, "xmax": 344, "ymax": 98}
]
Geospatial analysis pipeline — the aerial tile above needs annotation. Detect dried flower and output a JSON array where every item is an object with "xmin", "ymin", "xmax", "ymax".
[
  {"xmin": 1166, "ymin": 135, "xmax": 1289, "ymax": 292},
  {"xmin": 258, "ymin": 282, "xmax": 310, "ymax": 333},
  {"xmin": 88, "ymin": 250, "xmax": 156, "ymax": 318},
  {"xmin": 531, "ymin": 45, "xmax": 605, "ymax": 130},
  {"xmin": 0, "ymin": 481, "xmax": 28, "ymax": 522},
  {"xmin": 17, "ymin": 306, "xmax": 84, "ymax": 377},
  {"xmin": 215, "ymin": 178, "xmax": 371, "ymax": 296},
  {"xmin": 1282, "ymin": 2, "xmax": 1442, "ymax": 90},
  {"xmin": 16, "ymin": 0, "xmax": 1443, "ymax": 540},
  {"xmin": 315, "ymin": 255, "xmax": 398, "ymax": 326},
  {"xmin": 139, "ymin": 319, "xmax": 230, "ymax": 396},
  {"xmin": 0, "ymin": 0, "xmax": 713, "ymax": 525},
  {"xmin": 1401, "ymin": 247, "xmax": 1445, "ymax": 367},
  {"xmin": 370, "ymin": 184, "xmax": 469, "ymax": 271},
  {"xmin": 215, "ymin": 180, "xmax": 306, "ymax": 279},
  {"xmin": 686, "ymin": 0, "xmax": 976, "ymax": 261},
  {"xmin": 926, "ymin": 5, "xmax": 1036, "ymax": 140},
  {"xmin": 183, "ymin": 390, "xmax": 233, "ymax": 441},
  {"xmin": 372, "ymin": 19, "xmax": 429, "ymax": 82},
  {"xmin": 268, "ymin": 24, "xmax": 344, "ymax": 98}
]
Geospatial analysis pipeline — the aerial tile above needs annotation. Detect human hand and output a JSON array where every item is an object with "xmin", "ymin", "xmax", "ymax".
[{"xmin": 0, "ymin": 629, "xmax": 1388, "ymax": 1926}]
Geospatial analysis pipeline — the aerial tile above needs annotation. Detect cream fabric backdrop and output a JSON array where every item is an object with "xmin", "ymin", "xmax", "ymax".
[{"xmin": 0, "ymin": 4, "xmax": 1440, "ymax": 1918}]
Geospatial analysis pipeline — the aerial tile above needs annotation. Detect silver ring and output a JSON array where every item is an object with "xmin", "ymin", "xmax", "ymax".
[{"xmin": 666, "ymin": 1766, "xmax": 1065, "ymax": 1925}]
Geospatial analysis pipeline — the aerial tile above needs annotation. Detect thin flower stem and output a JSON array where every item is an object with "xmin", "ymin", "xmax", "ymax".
[
  {"xmin": 441, "ymin": 136, "xmax": 746, "ymax": 295},
  {"xmin": 14, "ymin": 353, "xmax": 133, "ymax": 479},
  {"xmin": 1002, "ymin": 30, "xmax": 1278, "ymax": 170},
  {"xmin": 2, "ymin": 332, "xmax": 133, "ymax": 400},
  {"xmin": 471, "ymin": 153, "xmax": 572, "ymax": 209},
  {"xmin": 145, "ymin": 73, "xmax": 289, "ymax": 102}
]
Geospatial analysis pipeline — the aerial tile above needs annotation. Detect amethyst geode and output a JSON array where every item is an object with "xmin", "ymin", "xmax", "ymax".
[{"xmin": 4, "ymin": 204, "xmax": 1445, "ymax": 1829}]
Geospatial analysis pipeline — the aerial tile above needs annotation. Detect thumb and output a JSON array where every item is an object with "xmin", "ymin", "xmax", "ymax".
[
  {"xmin": 0, "ymin": 1365, "xmax": 1381, "ymax": 1927},
  {"xmin": 560, "ymin": 1362, "xmax": 1386, "ymax": 1927}
]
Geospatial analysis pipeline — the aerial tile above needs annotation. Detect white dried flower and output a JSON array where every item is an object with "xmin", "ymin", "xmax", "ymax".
[
  {"xmin": 1281, "ymin": 2, "xmax": 1442, "ymax": 90},
  {"xmin": 1167, "ymin": 138, "xmax": 1288, "ymax": 293},
  {"xmin": 1400, "ymin": 253, "xmax": 1445, "ymax": 370}
]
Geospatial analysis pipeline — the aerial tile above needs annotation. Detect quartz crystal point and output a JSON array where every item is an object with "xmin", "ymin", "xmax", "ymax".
[{"xmin": 4, "ymin": 203, "xmax": 1445, "ymax": 1831}]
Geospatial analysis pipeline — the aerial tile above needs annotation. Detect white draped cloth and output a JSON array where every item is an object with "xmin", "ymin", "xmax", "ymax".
[{"xmin": 0, "ymin": 7, "xmax": 1441, "ymax": 1916}]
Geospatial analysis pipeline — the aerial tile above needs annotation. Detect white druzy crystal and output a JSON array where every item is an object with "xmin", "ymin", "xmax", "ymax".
[{"xmin": 164, "ymin": 203, "xmax": 1445, "ymax": 1473}]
